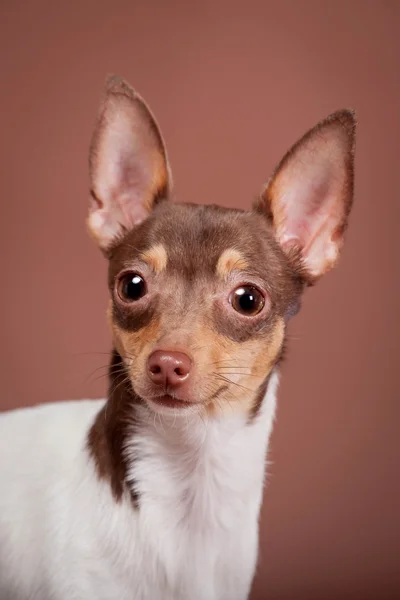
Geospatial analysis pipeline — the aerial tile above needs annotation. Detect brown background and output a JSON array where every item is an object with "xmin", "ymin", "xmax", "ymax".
[{"xmin": 0, "ymin": 1, "xmax": 399, "ymax": 598}]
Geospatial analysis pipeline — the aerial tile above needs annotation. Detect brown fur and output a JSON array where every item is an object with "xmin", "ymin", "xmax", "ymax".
[{"xmin": 87, "ymin": 349, "xmax": 141, "ymax": 504}]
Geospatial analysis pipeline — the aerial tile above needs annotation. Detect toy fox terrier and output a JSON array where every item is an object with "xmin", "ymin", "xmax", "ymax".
[{"xmin": 0, "ymin": 76, "xmax": 356, "ymax": 600}]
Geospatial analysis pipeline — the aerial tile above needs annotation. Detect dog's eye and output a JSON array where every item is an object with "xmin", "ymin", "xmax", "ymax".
[
  {"xmin": 117, "ymin": 273, "xmax": 147, "ymax": 302},
  {"xmin": 230, "ymin": 286, "xmax": 265, "ymax": 316}
]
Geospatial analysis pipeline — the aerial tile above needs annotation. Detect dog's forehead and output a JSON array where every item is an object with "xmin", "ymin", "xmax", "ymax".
[
  {"xmin": 155, "ymin": 204, "xmax": 263, "ymax": 269},
  {"xmin": 112, "ymin": 203, "xmax": 279, "ymax": 276}
]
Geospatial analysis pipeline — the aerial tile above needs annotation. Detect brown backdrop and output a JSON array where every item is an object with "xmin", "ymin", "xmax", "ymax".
[{"xmin": 0, "ymin": 1, "xmax": 399, "ymax": 598}]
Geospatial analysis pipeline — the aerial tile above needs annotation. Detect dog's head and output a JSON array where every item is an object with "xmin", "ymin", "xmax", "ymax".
[{"xmin": 88, "ymin": 76, "xmax": 355, "ymax": 419}]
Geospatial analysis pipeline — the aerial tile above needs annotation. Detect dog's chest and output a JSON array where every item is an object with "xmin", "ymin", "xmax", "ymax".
[
  {"xmin": 76, "ymin": 481, "xmax": 259, "ymax": 600},
  {"xmin": 59, "ymin": 419, "xmax": 266, "ymax": 600},
  {"xmin": 112, "ymin": 412, "xmax": 271, "ymax": 600}
]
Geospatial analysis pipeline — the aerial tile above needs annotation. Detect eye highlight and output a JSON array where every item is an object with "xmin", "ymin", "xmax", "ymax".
[
  {"xmin": 117, "ymin": 273, "xmax": 147, "ymax": 303},
  {"xmin": 230, "ymin": 285, "xmax": 265, "ymax": 316}
]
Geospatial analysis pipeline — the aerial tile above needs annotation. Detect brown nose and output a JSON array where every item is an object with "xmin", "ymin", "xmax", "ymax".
[{"xmin": 147, "ymin": 350, "xmax": 192, "ymax": 389}]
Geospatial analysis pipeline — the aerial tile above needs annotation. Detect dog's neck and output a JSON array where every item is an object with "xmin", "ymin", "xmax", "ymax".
[{"xmin": 88, "ymin": 349, "xmax": 279, "ymax": 507}]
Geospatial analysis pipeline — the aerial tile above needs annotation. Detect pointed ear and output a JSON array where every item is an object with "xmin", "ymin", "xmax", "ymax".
[
  {"xmin": 88, "ymin": 76, "xmax": 172, "ymax": 252},
  {"xmin": 255, "ymin": 110, "xmax": 356, "ymax": 283}
]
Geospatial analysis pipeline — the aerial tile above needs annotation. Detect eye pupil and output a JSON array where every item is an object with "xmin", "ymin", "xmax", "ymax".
[
  {"xmin": 118, "ymin": 273, "xmax": 146, "ymax": 302},
  {"xmin": 231, "ymin": 286, "xmax": 264, "ymax": 316},
  {"xmin": 239, "ymin": 290, "xmax": 255, "ymax": 311}
]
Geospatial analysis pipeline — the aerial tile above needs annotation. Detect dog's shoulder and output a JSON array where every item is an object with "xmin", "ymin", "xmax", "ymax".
[
  {"xmin": 0, "ymin": 398, "xmax": 104, "ymax": 482},
  {"xmin": 0, "ymin": 398, "xmax": 104, "ymax": 441}
]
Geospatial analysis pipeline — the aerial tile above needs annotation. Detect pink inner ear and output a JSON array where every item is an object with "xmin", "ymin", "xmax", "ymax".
[
  {"xmin": 89, "ymin": 85, "xmax": 169, "ymax": 250},
  {"xmin": 269, "ymin": 121, "xmax": 353, "ymax": 279},
  {"xmin": 279, "ymin": 173, "xmax": 335, "ymax": 246}
]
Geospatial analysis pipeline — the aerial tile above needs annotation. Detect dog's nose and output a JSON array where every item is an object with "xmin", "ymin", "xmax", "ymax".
[{"xmin": 147, "ymin": 351, "xmax": 192, "ymax": 389}]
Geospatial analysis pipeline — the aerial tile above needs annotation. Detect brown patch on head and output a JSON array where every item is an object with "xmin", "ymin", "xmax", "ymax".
[
  {"xmin": 216, "ymin": 248, "xmax": 248, "ymax": 280},
  {"xmin": 140, "ymin": 243, "xmax": 168, "ymax": 274}
]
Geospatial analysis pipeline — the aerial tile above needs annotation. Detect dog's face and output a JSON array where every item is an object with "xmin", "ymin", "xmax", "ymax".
[
  {"xmin": 106, "ymin": 203, "xmax": 301, "ymax": 417},
  {"xmin": 88, "ymin": 76, "xmax": 355, "ymax": 419}
]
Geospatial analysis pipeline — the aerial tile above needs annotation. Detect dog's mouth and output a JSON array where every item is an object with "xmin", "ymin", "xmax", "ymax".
[
  {"xmin": 147, "ymin": 394, "xmax": 200, "ymax": 410},
  {"xmin": 149, "ymin": 394, "xmax": 190, "ymax": 409}
]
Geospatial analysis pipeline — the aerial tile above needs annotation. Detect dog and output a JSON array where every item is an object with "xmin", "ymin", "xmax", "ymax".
[{"xmin": 0, "ymin": 76, "xmax": 356, "ymax": 600}]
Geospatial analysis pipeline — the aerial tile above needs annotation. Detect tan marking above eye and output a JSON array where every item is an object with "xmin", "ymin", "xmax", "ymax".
[
  {"xmin": 140, "ymin": 244, "xmax": 168, "ymax": 273},
  {"xmin": 216, "ymin": 249, "xmax": 248, "ymax": 280}
]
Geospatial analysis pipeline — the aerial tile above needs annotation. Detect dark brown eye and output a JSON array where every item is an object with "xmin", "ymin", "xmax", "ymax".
[
  {"xmin": 230, "ymin": 286, "xmax": 265, "ymax": 316},
  {"xmin": 117, "ymin": 273, "xmax": 147, "ymax": 303}
]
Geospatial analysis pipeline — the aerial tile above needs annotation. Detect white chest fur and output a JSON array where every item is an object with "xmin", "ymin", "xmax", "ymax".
[{"xmin": 0, "ymin": 373, "xmax": 278, "ymax": 600}]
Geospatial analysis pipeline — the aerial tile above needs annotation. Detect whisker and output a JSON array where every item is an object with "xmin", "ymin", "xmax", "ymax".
[
  {"xmin": 157, "ymin": 412, "xmax": 166, "ymax": 433},
  {"xmin": 171, "ymin": 407, "xmax": 178, "ymax": 429},
  {"xmin": 84, "ymin": 363, "xmax": 120, "ymax": 381},
  {"xmin": 86, "ymin": 363, "xmax": 129, "ymax": 386},
  {"xmin": 210, "ymin": 376, "xmax": 242, "ymax": 404},
  {"xmin": 206, "ymin": 360, "xmax": 251, "ymax": 366},
  {"xmin": 216, "ymin": 371, "xmax": 264, "ymax": 379},
  {"xmin": 86, "ymin": 372, "xmax": 110, "ymax": 386},
  {"xmin": 73, "ymin": 351, "xmax": 112, "ymax": 357},
  {"xmin": 108, "ymin": 374, "xmax": 132, "ymax": 398},
  {"xmin": 212, "ymin": 373, "xmax": 256, "ymax": 394}
]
